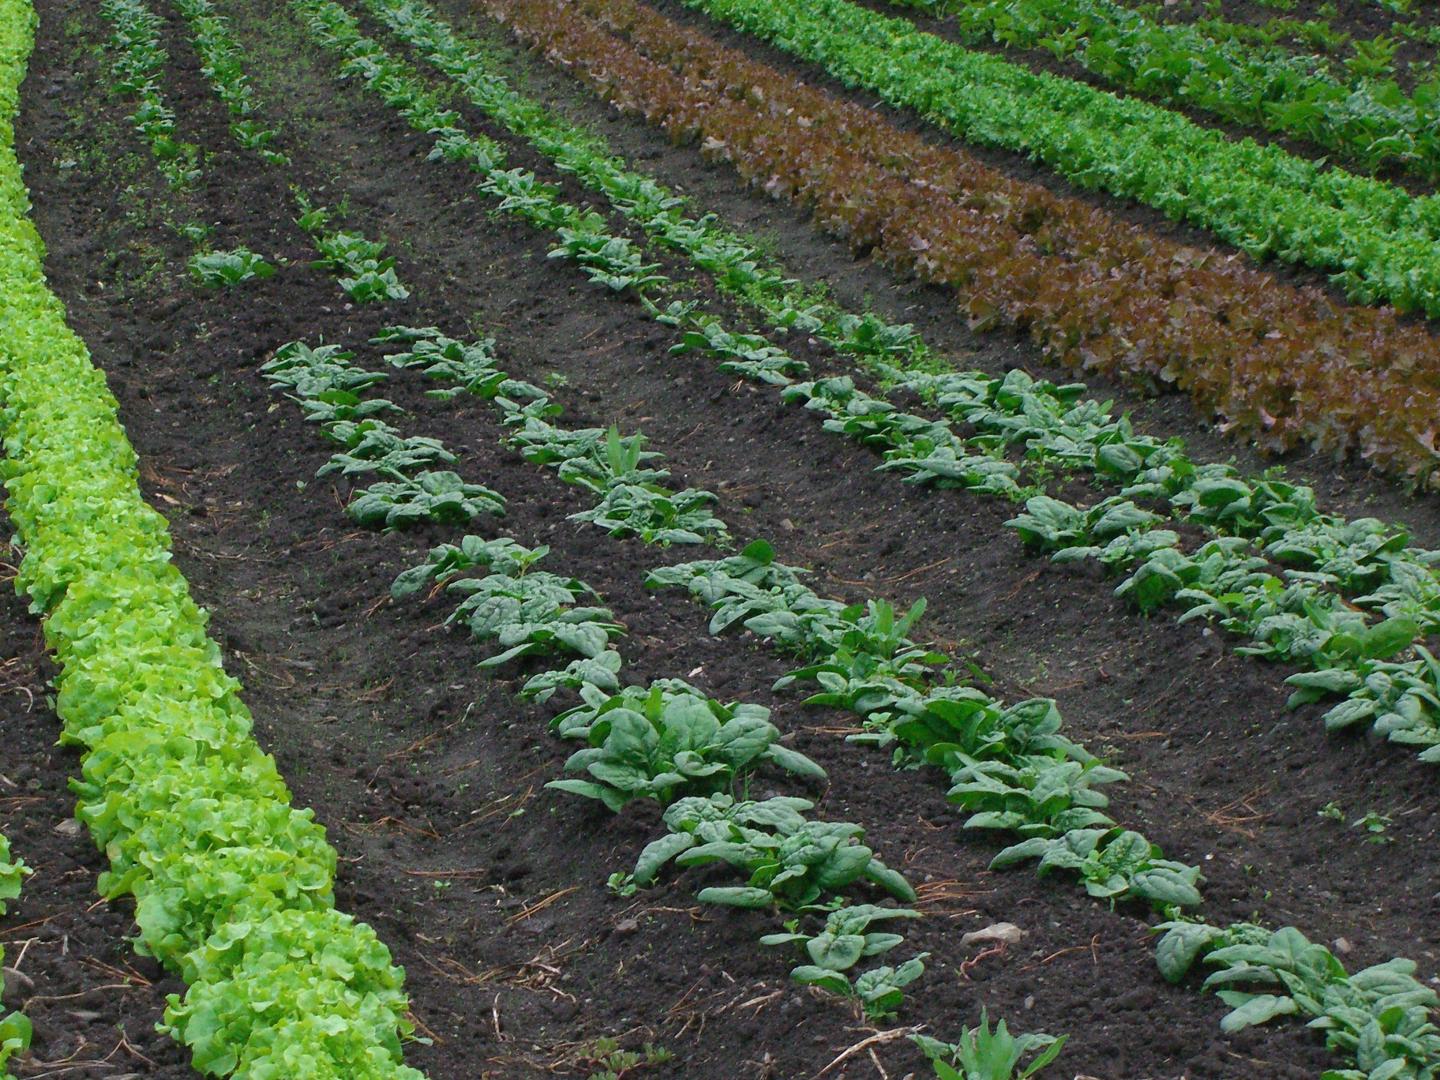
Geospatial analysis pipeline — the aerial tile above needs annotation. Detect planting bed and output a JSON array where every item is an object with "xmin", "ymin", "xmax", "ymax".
[{"xmin": 3, "ymin": 0, "xmax": 1440, "ymax": 1076}]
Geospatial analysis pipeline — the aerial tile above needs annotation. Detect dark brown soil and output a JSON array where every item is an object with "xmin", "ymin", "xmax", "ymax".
[{"xmin": 3, "ymin": 0, "xmax": 1436, "ymax": 1077}]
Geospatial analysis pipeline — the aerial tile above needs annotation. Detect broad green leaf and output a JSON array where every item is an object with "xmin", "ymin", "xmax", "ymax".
[
  {"xmin": 789, "ymin": 965, "xmax": 851, "ymax": 994},
  {"xmin": 697, "ymin": 886, "xmax": 774, "ymax": 909},
  {"xmin": 1217, "ymin": 992, "xmax": 1298, "ymax": 1032}
]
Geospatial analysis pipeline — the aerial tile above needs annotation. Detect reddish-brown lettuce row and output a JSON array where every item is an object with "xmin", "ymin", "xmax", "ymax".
[{"xmin": 485, "ymin": 0, "xmax": 1440, "ymax": 485}]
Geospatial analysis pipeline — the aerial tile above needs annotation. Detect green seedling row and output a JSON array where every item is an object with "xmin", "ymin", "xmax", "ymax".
[
  {"xmin": 99, "ymin": 0, "xmax": 201, "ymax": 187},
  {"xmin": 678, "ymin": 0, "xmax": 1440, "ymax": 318},
  {"xmin": 315, "ymin": 0, "xmax": 1440, "ymax": 772},
  {"xmin": 259, "ymin": 331, "xmax": 937, "ymax": 1021},
  {"xmin": 0, "ymin": 837, "xmax": 31, "ymax": 1079},
  {"xmin": 0, "ymin": 4, "xmax": 423, "ymax": 1074},
  {"xmin": 882, "ymin": 0, "xmax": 1440, "ymax": 179}
]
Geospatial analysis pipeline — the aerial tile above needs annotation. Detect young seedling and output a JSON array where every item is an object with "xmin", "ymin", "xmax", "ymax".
[
  {"xmin": 912, "ymin": 1010, "xmax": 1067, "ymax": 1079},
  {"xmin": 762, "ymin": 903, "xmax": 925, "ymax": 1018},
  {"xmin": 189, "ymin": 248, "xmax": 275, "ymax": 287}
]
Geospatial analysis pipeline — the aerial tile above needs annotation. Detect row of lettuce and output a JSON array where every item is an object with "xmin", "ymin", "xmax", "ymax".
[
  {"xmin": 487, "ymin": 0, "xmax": 1440, "ymax": 486},
  {"xmin": 0, "ymin": 19, "xmax": 31, "ymax": 1072},
  {"xmin": 0, "ymin": 1, "xmax": 422, "ymax": 1074},
  {"xmin": 883, "ymin": 0, "xmax": 1440, "ymax": 180},
  {"xmin": 667, "ymin": 0, "xmax": 1440, "ymax": 319},
  {"xmin": 1134, "ymin": 0, "xmax": 1440, "ymax": 54},
  {"xmin": 282, "ymin": 3, "xmax": 1440, "ymax": 1074},
  {"xmin": 1140, "ymin": 0, "xmax": 1440, "ymax": 51}
]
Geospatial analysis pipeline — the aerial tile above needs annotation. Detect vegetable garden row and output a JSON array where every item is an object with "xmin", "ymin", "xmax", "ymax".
[{"xmin": 2, "ymin": 0, "xmax": 1439, "ymax": 1074}]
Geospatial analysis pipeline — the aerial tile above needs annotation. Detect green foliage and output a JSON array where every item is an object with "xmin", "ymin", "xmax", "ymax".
[
  {"xmin": 891, "ymin": 0, "xmax": 1438, "ymax": 179},
  {"xmin": 682, "ymin": 0, "xmax": 1440, "ymax": 317},
  {"xmin": 648, "ymin": 542, "xmax": 1199, "ymax": 912},
  {"xmin": 189, "ymin": 248, "xmax": 276, "ymax": 287},
  {"xmin": 504, "ymin": 418, "xmax": 729, "ymax": 545},
  {"xmin": 1154, "ymin": 922, "xmax": 1440, "ymax": 1076},
  {"xmin": 306, "ymin": 223, "xmax": 410, "ymax": 302},
  {"xmin": 346, "ymin": 470, "xmax": 503, "ymax": 529},
  {"xmin": 520, "ymin": 649, "xmax": 623, "ymax": 703},
  {"xmin": 173, "ymin": 0, "xmax": 289, "ymax": 167},
  {"xmin": 0, "ymin": 1009, "xmax": 30, "ymax": 1078},
  {"xmin": 0, "ymin": 8, "xmax": 419, "ymax": 1070},
  {"xmin": 625, "ymin": 794, "xmax": 915, "ymax": 911},
  {"xmin": 547, "ymin": 679, "xmax": 824, "ymax": 809},
  {"xmin": 267, "ymin": 341, "xmax": 502, "ymax": 530},
  {"xmin": 0, "ymin": 837, "xmax": 28, "ymax": 914},
  {"xmin": 991, "ymin": 827, "xmax": 1203, "ymax": 908},
  {"xmin": 0, "ymin": 837, "xmax": 32, "ymax": 1076},
  {"xmin": 673, "ymin": 320, "xmax": 809, "ymax": 385},
  {"xmin": 316, "ymin": 420, "xmax": 456, "ymax": 478},
  {"xmin": 762, "ymin": 903, "xmax": 925, "ymax": 1017},
  {"xmin": 913, "ymin": 1010, "xmax": 1067, "ymax": 1078},
  {"xmin": 376, "ymin": 325, "xmax": 547, "ymax": 402},
  {"xmin": 581, "ymin": 1037, "xmax": 673, "ymax": 1080},
  {"xmin": 392, "ymin": 534, "xmax": 547, "ymax": 598},
  {"xmin": 549, "ymin": 225, "xmax": 665, "ymax": 292},
  {"xmin": 444, "ymin": 569, "xmax": 622, "ymax": 665},
  {"xmin": 100, "ymin": 0, "xmax": 201, "ymax": 187}
]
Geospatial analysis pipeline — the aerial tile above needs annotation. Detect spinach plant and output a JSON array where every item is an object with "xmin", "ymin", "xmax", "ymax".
[
  {"xmin": 189, "ymin": 248, "xmax": 275, "ymax": 287},
  {"xmin": 316, "ymin": 421, "xmax": 455, "ymax": 478},
  {"xmin": 912, "ymin": 1011, "xmax": 1067, "ymax": 1079},
  {"xmin": 547, "ymin": 680, "xmax": 824, "ymax": 809},
  {"xmin": 445, "ymin": 570, "xmax": 621, "ymax": 665},
  {"xmin": 991, "ymin": 827, "xmax": 1204, "ymax": 908},
  {"xmin": 392, "ymin": 535, "xmax": 547, "ymax": 598},
  {"xmin": 1154, "ymin": 921, "xmax": 1440, "ymax": 1077},
  {"xmin": 762, "ymin": 903, "xmax": 925, "ymax": 1017},
  {"xmin": 623, "ymin": 793, "xmax": 915, "ymax": 910},
  {"xmin": 346, "ymin": 470, "xmax": 504, "ymax": 530},
  {"xmin": 375, "ymin": 325, "xmax": 548, "ymax": 402}
]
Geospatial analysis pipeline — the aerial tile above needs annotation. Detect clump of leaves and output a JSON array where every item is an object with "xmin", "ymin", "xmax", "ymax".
[
  {"xmin": 189, "ymin": 248, "xmax": 275, "ymax": 287},
  {"xmin": 572, "ymin": 482, "xmax": 728, "ymax": 546},
  {"xmin": 1153, "ymin": 920, "xmax": 1440, "ymax": 1076},
  {"xmin": 622, "ymin": 793, "xmax": 914, "ymax": 910},
  {"xmin": 392, "ymin": 535, "xmax": 547, "ymax": 598},
  {"xmin": 1352, "ymin": 810, "xmax": 1393, "ymax": 843},
  {"xmin": 346, "ymin": 470, "xmax": 504, "ymax": 530},
  {"xmin": 912, "ymin": 1010, "xmax": 1067, "ymax": 1079},
  {"xmin": 548, "ymin": 225, "xmax": 665, "ymax": 292},
  {"xmin": 0, "ymin": 837, "xmax": 29, "ymax": 912},
  {"xmin": 375, "ymin": 325, "xmax": 546, "ymax": 402},
  {"xmin": 762, "ymin": 903, "xmax": 924, "ymax": 1018},
  {"xmin": 991, "ymin": 827, "xmax": 1203, "ymax": 909},
  {"xmin": 945, "ymin": 754, "xmax": 1126, "ymax": 839},
  {"xmin": 546, "ymin": 680, "xmax": 824, "ymax": 810},
  {"xmin": 310, "ymin": 227, "xmax": 409, "ymax": 302},
  {"xmin": 580, "ymin": 1036, "xmax": 673, "ymax": 1080},
  {"xmin": 445, "ymin": 570, "xmax": 621, "ymax": 665},
  {"xmin": 317, "ymin": 420, "xmax": 455, "ymax": 478},
  {"xmin": 521, "ymin": 650, "xmax": 624, "ymax": 704}
]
